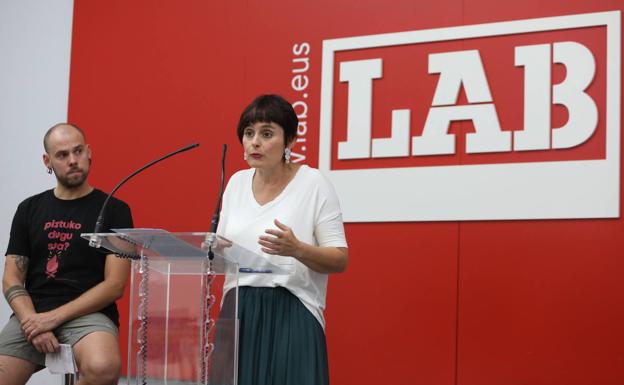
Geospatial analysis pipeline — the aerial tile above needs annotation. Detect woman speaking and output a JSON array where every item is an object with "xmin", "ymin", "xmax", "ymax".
[{"xmin": 217, "ymin": 94, "xmax": 349, "ymax": 385}]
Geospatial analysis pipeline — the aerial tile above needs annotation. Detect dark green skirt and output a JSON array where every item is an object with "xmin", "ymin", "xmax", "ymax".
[{"xmin": 220, "ymin": 286, "xmax": 329, "ymax": 385}]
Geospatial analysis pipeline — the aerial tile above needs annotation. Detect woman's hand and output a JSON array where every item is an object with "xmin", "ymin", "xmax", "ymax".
[
  {"xmin": 259, "ymin": 219, "xmax": 302, "ymax": 258},
  {"xmin": 259, "ymin": 219, "xmax": 348, "ymax": 274}
]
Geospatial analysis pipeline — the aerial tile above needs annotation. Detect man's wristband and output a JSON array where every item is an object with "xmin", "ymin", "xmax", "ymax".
[{"xmin": 4, "ymin": 284, "xmax": 29, "ymax": 304}]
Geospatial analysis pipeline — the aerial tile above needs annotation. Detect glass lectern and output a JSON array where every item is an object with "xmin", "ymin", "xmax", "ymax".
[{"xmin": 82, "ymin": 229, "xmax": 289, "ymax": 385}]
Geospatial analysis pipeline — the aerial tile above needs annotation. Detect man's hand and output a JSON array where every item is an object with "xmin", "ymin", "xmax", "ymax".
[
  {"xmin": 21, "ymin": 311, "xmax": 61, "ymax": 342},
  {"xmin": 31, "ymin": 331, "xmax": 60, "ymax": 354}
]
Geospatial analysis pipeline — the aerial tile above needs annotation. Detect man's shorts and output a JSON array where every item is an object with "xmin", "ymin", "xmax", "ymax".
[{"xmin": 0, "ymin": 312, "xmax": 118, "ymax": 368}]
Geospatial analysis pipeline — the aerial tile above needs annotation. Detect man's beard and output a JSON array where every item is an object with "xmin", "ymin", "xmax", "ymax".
[{"xmin": 55, "ymin": 168, "xmax": 89, "ymax": 189}]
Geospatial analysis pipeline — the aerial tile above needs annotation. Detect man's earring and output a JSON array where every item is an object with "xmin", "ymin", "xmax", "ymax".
[
  {"xmin": 284, "ymin": 148, "xmax": 291, "ymax": 163},
  {"xmin": 47, "ymin": 168, "xmax": 52, "ymax": 174}
]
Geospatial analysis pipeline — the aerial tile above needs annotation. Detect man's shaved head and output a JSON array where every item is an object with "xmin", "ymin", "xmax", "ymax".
[{"xmin": 43, "ymin": 123, "xmax": 86, "ymax": 153}]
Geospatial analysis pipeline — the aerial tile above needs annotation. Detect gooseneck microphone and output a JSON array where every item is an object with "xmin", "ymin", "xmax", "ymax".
[
  {"xmin": 89, "ymin": 142, "xmax": 200, "ymax": 248},
  {"xmin": 207, "ymin": 144, "xmax": 227, "ymax": 260}
]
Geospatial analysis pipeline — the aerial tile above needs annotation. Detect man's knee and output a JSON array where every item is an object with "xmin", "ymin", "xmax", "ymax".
[
  {"xmin": 79, "ymin": 355, "xmax": 120, "ymax": 384},
  {"xmin": 73, "ymin": 330, "xmax": 121, "ymax": 385}
]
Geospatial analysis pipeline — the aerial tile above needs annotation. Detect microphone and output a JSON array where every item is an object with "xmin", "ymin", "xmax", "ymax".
[
  {"xmin": 206, "ymin": 144, "xmax": 227, "ymax": 260},
  {"xmin": 89, "ymin": 142, "xmax": 200, "ymax": 248}
]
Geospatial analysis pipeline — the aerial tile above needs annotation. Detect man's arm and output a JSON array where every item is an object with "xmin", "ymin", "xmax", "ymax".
[
  {"xmin": 3, "ymin": 255, "xmax": 36, "ymax": 320},
  {"xmin": 20, "ymin": 254, "xmax": 130, "ymax": 341},
  {"xmin": 3, "ymin": 255, "xmax": 59, "ymax": 353}
]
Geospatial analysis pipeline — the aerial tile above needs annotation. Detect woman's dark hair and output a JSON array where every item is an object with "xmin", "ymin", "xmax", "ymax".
[{"xmin": 236, "ymin": 94, "xmax": 298, "ymax": 145}]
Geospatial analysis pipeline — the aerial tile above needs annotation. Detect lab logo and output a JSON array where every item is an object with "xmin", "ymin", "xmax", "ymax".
[{"xmin": 319, "ymin": 11, "xmax": 620, "ymax": 222}]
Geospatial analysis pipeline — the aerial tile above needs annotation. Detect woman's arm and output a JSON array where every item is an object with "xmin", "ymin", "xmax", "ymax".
[{"xmin": 259, "ymin": 219, "xmax": 348, "ymax": 274}]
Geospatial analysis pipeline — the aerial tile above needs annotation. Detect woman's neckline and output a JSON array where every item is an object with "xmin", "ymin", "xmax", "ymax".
[{"xmin": 251, "ymin": 164, "xmax": 305, "ymax": 207}]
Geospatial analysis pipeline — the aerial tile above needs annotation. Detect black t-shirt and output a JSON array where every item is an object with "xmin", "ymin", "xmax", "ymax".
[{"xmin": 5, "ymin": 188, "xmax": 133, "ymax": 326}]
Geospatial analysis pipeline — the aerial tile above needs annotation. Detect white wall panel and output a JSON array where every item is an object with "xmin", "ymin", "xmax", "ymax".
[{"xmin": 0, "ymin": 1, "xmax": 73, "ymax": 383}]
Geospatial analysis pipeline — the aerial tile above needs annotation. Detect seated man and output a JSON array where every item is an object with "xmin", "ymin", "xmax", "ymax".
[{"xmin": 0, "ymin": 123, "xmax": 133, "ymax": 385}]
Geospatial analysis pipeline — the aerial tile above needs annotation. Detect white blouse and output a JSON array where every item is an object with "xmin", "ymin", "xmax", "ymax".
[{"xmin": 217, "ymin": 165, "xmax": 348, "ymax": 328}]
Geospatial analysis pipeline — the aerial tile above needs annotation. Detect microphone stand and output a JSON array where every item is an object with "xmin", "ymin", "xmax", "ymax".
[
  {"xmin": 89, "ymin": 142, "xmax": 200, "ymax": 248},
  {"xmin": 206, "ymin": 144, "xmax": 227, "ymax": 260}
]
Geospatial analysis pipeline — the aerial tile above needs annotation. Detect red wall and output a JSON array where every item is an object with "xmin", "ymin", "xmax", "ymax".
[{"xmin": 68, "ymin": 1, "xmax": 624, "ymax": 384}]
